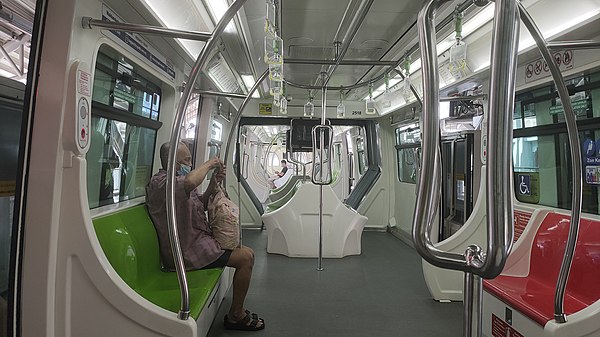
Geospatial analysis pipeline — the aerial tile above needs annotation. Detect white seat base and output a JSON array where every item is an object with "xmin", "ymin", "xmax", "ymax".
[{"xmin": 262, "ymin": 183, "xmax": 367, "ymax": 258}]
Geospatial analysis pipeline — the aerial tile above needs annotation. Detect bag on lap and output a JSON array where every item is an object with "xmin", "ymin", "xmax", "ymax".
[{"xmin": 208, "ymin": 182, "xmax": 240, "ymax": 249}]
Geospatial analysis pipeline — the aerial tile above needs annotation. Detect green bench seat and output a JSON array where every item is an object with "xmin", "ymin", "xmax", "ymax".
[
  {"xmin": 93, "ymin": 204, "xmax": 223, "ymax": 320},
  {"xmin": 265, "ymin": 180, "xmax": 302, "ymax": 213}
]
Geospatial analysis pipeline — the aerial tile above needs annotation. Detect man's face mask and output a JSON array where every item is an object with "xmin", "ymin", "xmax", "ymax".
[{"xmin": 178, "ymin": 164, "xmax": 191, "ymax": 176}]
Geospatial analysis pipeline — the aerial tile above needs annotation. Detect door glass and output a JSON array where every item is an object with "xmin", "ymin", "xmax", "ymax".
[{"xmin": 0, "ymin": 86, "xmax": 25, "ymax": 337}]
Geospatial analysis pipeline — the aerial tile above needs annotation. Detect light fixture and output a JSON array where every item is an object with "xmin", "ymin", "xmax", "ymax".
[
  {"xmin": 337, "ymin": 89, "xmax": 346, "ymax": 118},
  {"xmin": 304, "ymin": 91, "xmax": 314, "ymax": 117},
  {"xmin": 205, "ymin": 0, "xmax": 237, "ymax": 33},
  {"xmin": 241, "ymin": 74, "xmax": 260, "ymax": 98}
]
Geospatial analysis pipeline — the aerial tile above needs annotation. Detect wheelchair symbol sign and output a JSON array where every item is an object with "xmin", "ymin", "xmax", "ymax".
[{"xmin": 518, "ymin": 174, "xmax": 531, "ymax": 196}]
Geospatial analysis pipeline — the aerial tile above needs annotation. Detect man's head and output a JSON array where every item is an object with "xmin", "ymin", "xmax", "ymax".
[
  {"xmin": 160, "ymin": 142, "xmax": 192, "ymax": 171},
  {"xmin": 281, "ymin": 159, "xmax": 287, "ymax": 167}
]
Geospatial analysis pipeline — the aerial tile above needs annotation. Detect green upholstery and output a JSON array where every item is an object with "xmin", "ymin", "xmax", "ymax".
[
  {"xmin": 265, "ymin": 180, "xmax": 301, "ymax": 213},
  {"xmin": 268, "ymin": 175, "xmax": 305, "ymax": 202},
  {"xmin": 93, "ymin": 205, "xmax": 223, "ymax": 320}
]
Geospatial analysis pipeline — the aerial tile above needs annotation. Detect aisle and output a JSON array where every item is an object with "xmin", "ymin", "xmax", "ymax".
[{"xmin": 207, "ymin": 230, "xmax": 462, "ymax": 337}]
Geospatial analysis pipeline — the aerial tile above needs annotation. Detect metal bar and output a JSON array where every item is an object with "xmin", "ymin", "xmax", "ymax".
[
  {"xmin": 480, "ymin": 0, "xmax": 519, "ymax": 278},
  {"xmin": 324, "ymin": 0, "xmax": 374, "ymax": 87},
  {"xmin": 342, "ymin": 0, "xmax": 474, "ymax": 95},
  {"xmin": 475, "ymin": 275, "xmax": 483, "ymax": 337},
  {"xmin": 463, "ymin": 272, "xmax": 474, "ymax": 337},
  {"xmin": 286, "ymin": 0, "xmax": 475, "ymax": 94},
  {"xmin": 413, "ymin": 0, "xmax": 466, "ymax": 270},
  {"xmin": 518, "ymin": 3, "xmax": 583, "ymax": 324},
  {"xmin": 223, "ymin": 70, "xmax": 269, "ymax": 186},
  {"xmin": 191, "ymin": 89, "xmax": 247, "ymax": 99},
  {"xmin": 319, "ymin": 83, "xmax": 327, "ymax": 271},
  {"xmin": 0, "ymin": 45, "xmax": 23, "ymax": 77},
  {"xmin": 286, "ymin": 58, "xmax": 397, "ymax": 66},
  {"xmin": 412, "ymin": 0, "xmax": 518, "ymax": 279},
  {"xmin": 166, "ymin": 0, "xmax": 247, "ymax": 320},
  {"xmin": 19, "ymin": 43, "xmax": 24, "ymax": 76},
  {"xmin": 393, "ymin": 68, "xmax": 423, "ymax": 106},
  {"xmin": 440, "ymin": 94, "xmax": 487, "ymax": 102},
  {"xmin": 81, "ymin": 17, "xmax": 212, "ymax": 41},
  {"xmin": 547, "ymin": 40, "xmax": 600, "ymax": 50}
]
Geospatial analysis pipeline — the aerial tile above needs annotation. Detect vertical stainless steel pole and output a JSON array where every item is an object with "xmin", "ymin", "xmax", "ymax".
[
  {"xmin": 463, "ymin": 272, "xmax": 474, "ymax": 337},
  {"xmin": 317, "ymin": 77, "xmax": 327, "ymax": 271},
  {"xmin": 166, "ymin": 0, "xmax": 247, "ymax": 320},
  {"xmin": 475, "ymin": 275, "xmax": 483, "ymax": 337},
  {"xmin": 517, "ymin": 3, "xmax": 583, "ymax": 324}
]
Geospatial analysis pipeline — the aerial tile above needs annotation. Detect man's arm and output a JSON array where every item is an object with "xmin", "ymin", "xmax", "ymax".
[
  {"xmin": 202, "ymin": 166, "xmax": 227, "ymax": 207},
  {"xmin": 183, "ymin": 157, "xmax": 223, "ymax": 195}
]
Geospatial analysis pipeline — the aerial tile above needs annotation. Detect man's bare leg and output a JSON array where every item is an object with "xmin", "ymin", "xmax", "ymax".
[{"xmin": 225, "ymin": 246, "xmax": 264, "ymax": 328}]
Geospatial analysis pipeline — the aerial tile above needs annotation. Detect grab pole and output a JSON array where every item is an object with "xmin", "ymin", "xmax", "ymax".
[
  {"xmin": 222, "ymin": 69, "xmax": 268, "ymax": 246},
  {"xmin": 166, "ymin": 0, "xmax": 247, "ymax": 320},
  {"xmin": 413, "ymin": 0, "xmax": 519, "ymax": 336},
  {"xmin": 518, "ymin": 4, "xmax": 584, "ymax": 323}
]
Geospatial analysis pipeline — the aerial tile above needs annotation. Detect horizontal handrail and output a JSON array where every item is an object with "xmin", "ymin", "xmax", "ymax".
[{"xmin": 82, "ymin": 17, "xmax": 212, "ymax": 41}]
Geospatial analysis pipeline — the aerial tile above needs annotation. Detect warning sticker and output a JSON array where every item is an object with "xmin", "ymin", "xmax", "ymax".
[
  {"xmin": 77, "ymin": 69, "xmax": 91, "ymax": 97},
  {"xmin": 492, "ymin": 314, "xmax": 524, "ymax": 337},
  {"xmin": 513, "ymin": 210, "xmax": 532, "ymax": 242},
  {"xmin": 525, "ymin": 50, "xmax": 574, "ymax": 83}
]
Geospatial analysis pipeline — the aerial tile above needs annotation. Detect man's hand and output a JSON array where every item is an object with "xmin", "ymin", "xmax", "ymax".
[
  {"xmin": 203, "ymin": 157, "xmax": 223, "ymax": 171},
  {"xmin": 214, "ymin": 165, "xmax": 227, "ymax": 183}
]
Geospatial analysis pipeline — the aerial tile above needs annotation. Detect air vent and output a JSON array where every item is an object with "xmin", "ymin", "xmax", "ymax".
[{"xmin": 288, "ymin": 45, "xmax": 381, "ymax": 60}]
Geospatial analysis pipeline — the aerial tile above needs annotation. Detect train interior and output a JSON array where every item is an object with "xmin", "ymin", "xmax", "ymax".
[{"xmin": 1, "ymin": 0, "xmax": 600, "ymax": 336}]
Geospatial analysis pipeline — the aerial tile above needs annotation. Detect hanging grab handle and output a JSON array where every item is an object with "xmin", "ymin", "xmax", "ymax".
[
  {"xmin": 412, "ymin": 0, "xmax": 519, "ymax": 279},
  {"xmin": 311, "ymin": 125, "xmax": 334, "ymax": 185}
]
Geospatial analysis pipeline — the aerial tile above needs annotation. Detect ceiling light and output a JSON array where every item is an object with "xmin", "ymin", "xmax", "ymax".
[
  {"xmin": 205, "ymin": 0, "xmax": 237, "ymax": 33},
  {"xmin": 241, "ymin": 74, "xmax": 260, "ymax": 98}
]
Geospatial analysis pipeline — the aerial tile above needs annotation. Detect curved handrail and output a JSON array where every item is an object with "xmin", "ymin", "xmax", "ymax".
[
  {"xmin": 517, "ymin": 3, "xmax": 583, "ymax": 324},
  {"xmin": 223, "ymin": 70, "xmax": 269, "ymax": 186},
  {"xmin": 166, "ymin": 0, "xmax": 247, "ymax": 320},
  {"xmin": 412, "ymin": 0, "xmax": 519, "ymax": 279},
  {"xmin": 311, "ymin": 125, "xmax": 334, "ymax": 185}
]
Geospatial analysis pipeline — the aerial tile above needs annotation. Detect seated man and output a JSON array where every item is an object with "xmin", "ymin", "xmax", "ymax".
[
  {"xmin": 268, "ymin": 159, "xmax": 289, "ymax": 189},
  {"xmin": 274, "ymin": 159, "xmax": 288, "ymax": 178},
  {"xmin": 146, "ymin": 142, "xmax": 264, "ymax": 331}
]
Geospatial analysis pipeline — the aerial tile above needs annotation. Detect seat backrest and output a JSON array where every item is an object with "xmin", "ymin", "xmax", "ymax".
[
  {"xmin": 266, "ymin": 180, "xmax": 302, "ymax": 213},
  {"xmin": 530, "ymin": 212, "xmax": 600, "ymax": 305},
  {"xmin": 269, "ymin": 175, "xmax": 305, "ymax": 201},
  {"xmin": 274, "ymin": 168, "xmax": 294, "ymax": 188},
  {"xmin": 93, "ymin": 205, "xmax": 161, "ymax": 289}
]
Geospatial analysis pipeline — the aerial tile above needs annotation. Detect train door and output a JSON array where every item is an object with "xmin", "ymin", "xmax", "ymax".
[
  {"xmin": 440, "ymin": 134, "xmax": 474, "ymax": 240},
  {"xmin": 0, "ymin": 78, "xmax": 25, "ymax": 337}
]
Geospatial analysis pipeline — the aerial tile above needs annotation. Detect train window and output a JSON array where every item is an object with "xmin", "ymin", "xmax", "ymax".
[
  {"xmin": 87, "ymin": 45, "xmax": 163, "ymax": 209},
  {"xmin": 211, "ymin": 120, "xmax": 223, "ymax": 141},
  {"xmin": 395, "ymin": 124, "xmax": 421, "ymax": 183},
  {"xmin": 513, "ymin": 71, "xmax": 600, "ymax": 213},
  {"xmin": 356, "ymin": 137, "xmax": 367, "ymax": 175},
  {"xmin": 92, "ymin": 46, "xmax": 161, "ymax": 121}
]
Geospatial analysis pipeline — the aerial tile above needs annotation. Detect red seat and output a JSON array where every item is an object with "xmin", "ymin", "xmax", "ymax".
[{"xmin": 484, "ymin": 212, "xmax": 600, "ymax": 326}]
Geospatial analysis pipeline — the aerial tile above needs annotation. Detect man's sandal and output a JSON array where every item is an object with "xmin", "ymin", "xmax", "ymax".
[{"xmin": 224, "ymin": 311, "xmax": 265, "ymax": 331}]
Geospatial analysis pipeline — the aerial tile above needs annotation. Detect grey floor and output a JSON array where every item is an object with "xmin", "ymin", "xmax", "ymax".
[{"xmin": 207, "ymin": 230, "xmax": 463, "ymax": 337}]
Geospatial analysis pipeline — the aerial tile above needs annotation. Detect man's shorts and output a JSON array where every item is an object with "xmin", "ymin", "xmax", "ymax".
[{"xmin": 202, "ymin": 249, "xmax": 233, "ymax": 269}]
